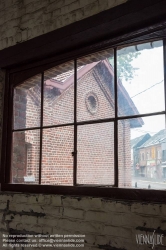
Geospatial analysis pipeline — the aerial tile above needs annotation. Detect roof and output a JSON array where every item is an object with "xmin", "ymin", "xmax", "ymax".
[
  {"xmin": 139, "ymin": 129, "xmax": 166, "ymax": 148},
  {"xmin": 131, "ymin": 133, "xmax": 151, "ymax": 149}
]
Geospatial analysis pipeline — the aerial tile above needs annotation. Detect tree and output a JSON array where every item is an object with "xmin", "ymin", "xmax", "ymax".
[{"xmin": 109, "ymin": 51, "xmax": 140, "ymax": 82}]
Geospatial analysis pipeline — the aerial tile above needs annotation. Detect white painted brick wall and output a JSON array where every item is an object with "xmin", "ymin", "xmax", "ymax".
[
  {"xmin": 0, "ymin": 0, "xmax": 128, "ymax": 50},
  {"xmin": 0, "ymin": 193, "xmax": 166, "ymax": 249}
]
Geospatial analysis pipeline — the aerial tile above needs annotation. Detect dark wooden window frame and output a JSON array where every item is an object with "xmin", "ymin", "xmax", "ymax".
[{"xmin": 1, "ymin": 0, "xmax": 166, "ymax": 202}]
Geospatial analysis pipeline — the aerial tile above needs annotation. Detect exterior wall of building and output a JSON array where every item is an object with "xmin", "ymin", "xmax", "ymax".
[
  {"xmin": 11, "ymin": 65, "xmax": 131, "ymax": 186},
  {"xmin": 139, "ymin": 145, "xmax": 162, "ymax": 179},
  {"xmin": 118, "ymin": 120, "xmax": 131, "ymax": 187},
  {"xmin": 1, "ymin": 193, "xmax": 166, "ymax": 250}
]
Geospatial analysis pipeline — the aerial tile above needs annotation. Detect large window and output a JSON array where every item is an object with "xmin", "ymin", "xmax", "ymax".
[{"xmin": 2, "ymin": 38, "xmax": 166, "ymax": 197}]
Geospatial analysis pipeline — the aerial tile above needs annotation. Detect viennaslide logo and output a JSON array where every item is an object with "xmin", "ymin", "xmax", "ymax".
[{"xmin": 136, "ymin": 230, "xmax": 164, "ymax": 249}]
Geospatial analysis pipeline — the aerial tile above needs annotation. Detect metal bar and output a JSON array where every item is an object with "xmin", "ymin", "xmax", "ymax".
[
  {"xmin": 12, "ymin": 122, "xmax": 75, "ymax": 132},
  {"xmin": 76, "ymin": 184, "xmax": 115, "ymax": 187},
  {"xmin": 8, "ymin": 85, "xmax": 14, "ymax": 183},
  {"xmin": 2, "ymin": 70, "xmax": 12, "ymax": 183},
  {"xmin": 163, "ymin": 38, "xmax": 166, "ymax": 129},
  {"xmin": 73, "ymin": 59, "xmax": 77, "ymax": 186},
  {"xmin": 12, "ymin": 126, "xmax": 42, "ymax": 132},
  {"xmin": 117, "ymin": 111, "xmax": 165, "ymax": 120},
  {"xmin": 13, "ymin": 111, "xmax": 166, "ymax": 133},
  {"xmin": 114, "ymin": 48, "xmax": 118, "ymax": 187},
  {"xmin": 39, "ymin": 73, "xmax": 44, "ymax": 184},
  {"xmin": 76, "ymin": 117, "xmax": 115, "ymax": 125}
]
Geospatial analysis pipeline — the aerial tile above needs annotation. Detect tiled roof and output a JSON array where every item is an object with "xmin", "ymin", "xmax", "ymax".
[
  {"xmin": 53, "ymin": 69, "xmax": 74, "ymax": 82},
  {"xmin": 131, "ymin": 134, "xmax": 147, "ymax": 148},
  {"xmin": 52, "ymin": 66, "xmax": 83, "ymax": 82},
  {"xmin": 139, "ymin": 129, "xmax": 166, "ymax": 148}
]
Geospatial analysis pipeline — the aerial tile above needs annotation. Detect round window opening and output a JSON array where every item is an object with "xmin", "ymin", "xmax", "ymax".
[
  {"xmin": 85, "ymin": 93, "xmax": 98, "ymax": 114},
  {"xmin": 88, "ymin": 96, "xmax": 96, "ymax": 109}
]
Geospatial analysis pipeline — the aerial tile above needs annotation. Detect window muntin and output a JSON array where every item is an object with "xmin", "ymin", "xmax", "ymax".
[{"xmin": 9, "ymin": 39, "xmax": 166, "ymax": 191}]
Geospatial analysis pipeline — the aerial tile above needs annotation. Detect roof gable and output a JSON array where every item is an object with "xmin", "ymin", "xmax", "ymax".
[{"xmin": 44, "ymin": 59, "xmax": 143, "ymax": 128}]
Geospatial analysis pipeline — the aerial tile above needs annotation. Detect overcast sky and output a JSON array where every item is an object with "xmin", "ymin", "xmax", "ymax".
[{"xmin": 120, "ymin": 43, "xmax": 165, "ymax": 139}]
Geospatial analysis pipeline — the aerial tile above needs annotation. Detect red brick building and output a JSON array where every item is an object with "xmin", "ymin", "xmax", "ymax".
[{"xmin": 13, "ymin": 58, "xmax": 142, "ymax": 187}]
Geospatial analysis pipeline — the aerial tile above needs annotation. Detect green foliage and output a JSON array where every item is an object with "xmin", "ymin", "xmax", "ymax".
[{"xmin": 109, "ymin": 52, "xmax": 140, "ymax": 82}]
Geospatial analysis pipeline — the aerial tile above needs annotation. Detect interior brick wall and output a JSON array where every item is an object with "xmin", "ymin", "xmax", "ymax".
[
  {"xmin": 0, "ymin": 193, "xmax": 166, "ymax": 250},
  {"xmin": 0, "ymin": 0, "xmax": 128, "ymax": 51}
]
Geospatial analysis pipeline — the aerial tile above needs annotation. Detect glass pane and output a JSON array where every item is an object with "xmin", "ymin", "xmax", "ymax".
[
  {"xmin": 43, "ymin": 61, "xmax": 74, "ymax": 126},
  {"xmin": 12, "ymin": 130, "xmax": 40, "ymax": 184},
  {"xmin": 77, "ymin": 122, "xmax": 114, "ymax": 185},
  {"xmin": 118, "ymin": 115, "xmax": 166, "ymax": 190},
  {"xmin": 117, "ymin": 40, "xmax": 164, "ymax": 116},
  {"xmin": 13, "ymin": 74, "xmax": 41, "ymax": 129},
  {"xmin": 41, "ymin": 126, "xmax": 74, "ymax": 185},
  {"xmin": 77, "ymin": 48, "xmax": 114, "ymax": 122}
]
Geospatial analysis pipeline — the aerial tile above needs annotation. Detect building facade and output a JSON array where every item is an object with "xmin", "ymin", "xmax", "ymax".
[{"xmin": 137, "ymin": 129, "xmax": 166, "ymax": 179}]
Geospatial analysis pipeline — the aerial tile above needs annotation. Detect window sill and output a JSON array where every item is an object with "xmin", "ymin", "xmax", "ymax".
[{"xmin": 1, "ymin": 183, "xmax": 166, "ymax": 203}]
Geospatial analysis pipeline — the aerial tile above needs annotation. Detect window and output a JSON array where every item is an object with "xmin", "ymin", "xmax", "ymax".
[
  {"xmin": 162, "ymin": 150, "xmax": 166, "ymax": 162},
  {"xmin": 85, "ymin": 93, "xmax": 99, "ymax": 114},
  {"xmin": 142, "ymin": 153, "xmax": 144, "ymax": 161},
  {"xmin": 1, "ymin": 36, "xmax": 166, "ymax": 199}
]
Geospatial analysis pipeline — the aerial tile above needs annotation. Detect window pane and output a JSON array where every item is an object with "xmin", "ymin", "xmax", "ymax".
[
  {"xmin": 118, "ymin": 115, "xmax": 166, "ymax": 190},
  {"xmin": 77, "ymin": 49, "xmax": 114, "ymax": 122},
  {"xmin": 77, "ymin": 122, "xmax": 114, "ymax": 185},
  {"xmin": 43, "ymin": 61, "xmax": 74, "ymax": 126},
  {"xmin": 41, "ymin": 126, "xmax": 74, "ymax": 185},
  {"xmin": 11, "ymin": 130, "xmax": 40, "ymax": 184},
  {"xmin": 117, "ymin": 40, "xmax": 164, "ymax": 116},
  {"xmin": 13, "ymin": 74, "xmax": 41, "ymax": 129}
]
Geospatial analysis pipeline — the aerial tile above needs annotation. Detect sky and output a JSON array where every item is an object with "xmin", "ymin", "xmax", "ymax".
[{"xmin": 119, "ymin": 41, "xmax": 165, "ymax": 139}]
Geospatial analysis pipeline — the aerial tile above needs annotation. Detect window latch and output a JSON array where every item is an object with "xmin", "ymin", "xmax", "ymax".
[{"xmin": 72, "ymin": 151, "xmax": 77, "ymax": 156}]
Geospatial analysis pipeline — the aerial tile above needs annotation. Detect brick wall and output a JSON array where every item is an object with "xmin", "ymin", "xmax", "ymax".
[
  {"xmin": 0, "ymin": 193, "xmax": 166, "ymax": 250},
  {"xmin": 0, "ymin": 0, "xmax": 128, "ymax": 51}
]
